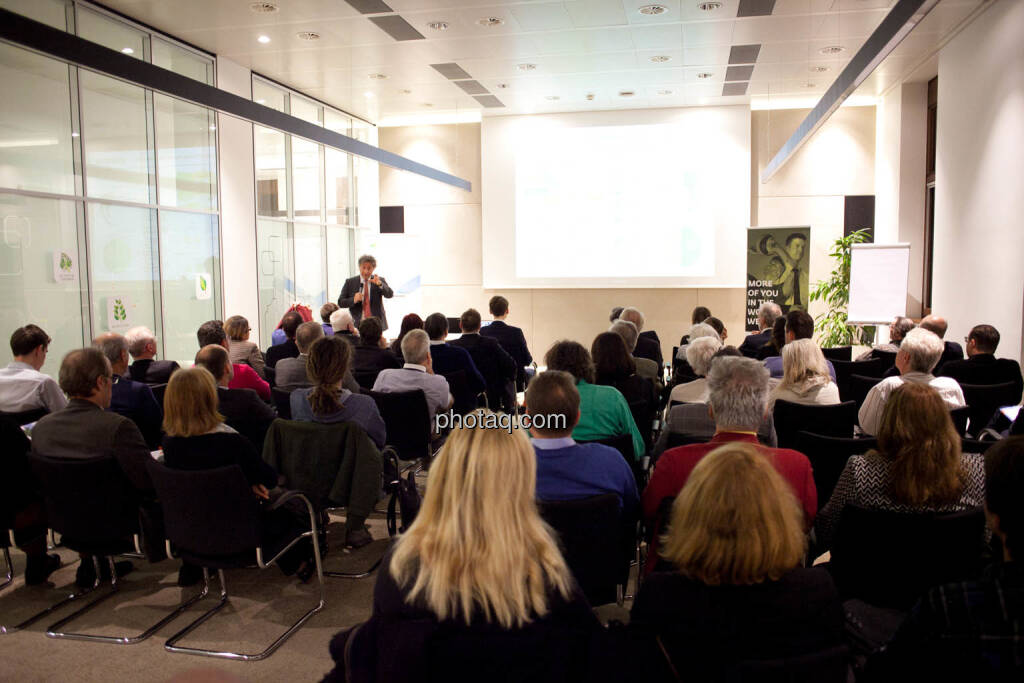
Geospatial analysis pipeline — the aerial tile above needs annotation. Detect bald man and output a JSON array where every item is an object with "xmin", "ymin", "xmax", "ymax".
[{"xmin": 920, "ymin": 314, "xmax": 964, "ymax": 374}]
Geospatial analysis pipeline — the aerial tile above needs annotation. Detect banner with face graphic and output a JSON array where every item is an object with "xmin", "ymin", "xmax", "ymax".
[{"xmin": 745, "ymin": 227, "xmax": 811, "ymax": 332}]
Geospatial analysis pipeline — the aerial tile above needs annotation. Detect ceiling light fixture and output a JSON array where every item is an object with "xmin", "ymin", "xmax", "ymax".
[
  {"xmin": 71, "ymin": 132, "xmax": 80, "ymax": 138},
  {"xmin": 257, "ymin": 35, "xmax": 271, "ymax": 44},
  {"xmin": 364, "ymin": 91, "xmax": 374, "ymax": 98},
  {"xmin": 477, "ymin": 17, "xmax": 505, "ymax": 26},
  {"xmin": 121, "ymin": 47, "xmax": 134, "ymax": 54},
  {"xmin": 809, "ymin": 65, "xmax": 829, "ymax": 73},
  {"xmin": 649, "ymin": 55, "xmax": 671, "ymax": 63},
  {"xmin": 209, "ymin": 125, "xmax": 217, "ymax": 131},
  {"xmin": 698, "ymin": 1, "xmax": 723, "ymax": 10},
  {"xmin": 819, "ymin": 45, "xmax": 845, "ymax": 55},
  {"xmin": 296, "ymin": 31, "xmax": 320, "ymax": 41},
  {"xmin": 585, "ymin": 93, "xmax": 595, "ymax": 101},
  {"xmin": 517, "ymin": 63, "xmax": 537, "ymax": 71},
  {"xmin": 805, "ymin": 82, "xmax": 817, "ymax": 88},
  {"xmin": 657, "ymin": 89, "xmax": 673, "ymax": 95},
  {"xmin": 422, "ymin": 103, "xmax": 433, "ymax": 107},
  {"xmin": 697, "ymin": 72, "xmax": 713, "ymax": 79},
  {"xmin": 496, "ymin": 83, "xmax": 509, "ymax": 89},
  {"xmin": 619, "ymin": 90, "xmax": 635, "ymax": 97},
  {"xmin": 545, "ymin": 95, "xmax": 560, "ymax": 100},
  {"xmin": 368, "ymin": 73, "xmax": 388, "ymax": 80},
  {"xmin": 427, "ymin": 21, "xmax": 449, "ymax": 31},
  {"xmin": 638, "ymin": 4, "xmax": 668, "ymax": 15},
  {"xmin": 255, "ymin": 98, "xmax": 266, "ymax": 104},
  {"xmin": 249, "ymin": 2, "xmax": 279, "ymax": 13}
]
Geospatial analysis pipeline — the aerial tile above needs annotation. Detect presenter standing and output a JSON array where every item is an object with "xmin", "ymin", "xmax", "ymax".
[{"xmin": 338, "ymin": 254, "xmax": 394, "ymax": 331}]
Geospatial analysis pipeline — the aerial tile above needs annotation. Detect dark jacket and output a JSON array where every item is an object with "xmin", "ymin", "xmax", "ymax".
[
  {"xmin": 217, "ymin": 386, "xmax": 277, "ymax": 451},
  {"xmin": 934, "ymin": 340, "xmax": 965, "ymax": 374},
  {"xmin": 633, "ymin": 335, "xmax": 663, "ymax": 369},
  {"xmin": 110, "ymin": 375, "xmax": 163, "ymax": 449},
  {"xmin": 0, "ymin": 417, "xmax": 36, "ymax": 522},
  {"xmin": 940, "ymin": 353, "xmax": 1023, "ymax": 404},
  {"xmin": 338, "ymin": 275, "xmax": 394, "ymax": 331},
  {"xmin": 31, "ymin": 398, "xmax": 154, "ymax": 494},
  {"xmin": 162, "ymin": 430, "xmax": 277, "ymax": 489},
  {"xmin": 352, "ymin": 342, "xmax": 402, "ymax": 382},
  {"xmin": 262, "ymin": 419, "xmax": 382, "ymax": 520},
  {"xmin": 429, "ymin": 343, "xmax": 486, "ymax": 395},
  {"xmin": 449, "ymin": 333, "xmax": 517, "ymax": 409},
  {"xmin": 266, "ymin": 339, "xmax": 300, "ymax": 369},
  {"xmin": 480, "ymin": 320, "xmax": 532, "ymax": 389},
  {"xmin": 128, "ymin": 358, "xmax": 179, "ymax": 385},
  {"xmin": 739, "ymin": 330, "xmax": 771, "ymax": 358}
]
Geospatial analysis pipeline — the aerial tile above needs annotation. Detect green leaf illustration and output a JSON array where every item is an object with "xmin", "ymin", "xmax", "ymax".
[
  {"xmin": 199, "ymin": 275, "xmax": 207, "ymax": 292},
  {"xmin": 113, "ymin": 299, "xmax": 126, "ymax": 322},
  {"xmin": 59, "ymin": 253, "xmax": 72, "ymax": 271}
]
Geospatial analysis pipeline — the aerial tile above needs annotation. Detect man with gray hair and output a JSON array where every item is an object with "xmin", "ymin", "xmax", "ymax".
[
  {"xmin": 618, "ymin": 306, "xmax": 663, "ymax": 369},
  {"xmin": 93, "ymin": 332, "xmax": 162, "ymax": 448},
  {"xmin": 643, "ymin": 356, "xmax": 817, "ymax": 533},
  {"xmin": 124, "ymin": 326, "xmax": 179, "ymax": 385},
  {"xmin": 739, "ymin": 301, "xmax": 782, "ymax": 358},
  {"xmin": 372, "ymin": 329, "xmax": 452, "ymax": 421},
  {"xmin": 610, "ymin": 319, "xmax": 659, "ymax": 382},
  {"xmin": 856, "ymin": 316, "xmax": 916, "ymax": 361},
  {"xmin": 330, "ymin": 308, "xmax": 358, "ymax": 344},
  {"xmin": 859, "ymin": 327, "xmax": 966, "ymax": 436},
  {"xmin": 337, "ymin": 254, "xmax": 393, "ymax": 330}
]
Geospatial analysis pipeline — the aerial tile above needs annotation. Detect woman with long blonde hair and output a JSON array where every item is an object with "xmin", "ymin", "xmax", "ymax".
[
  {"xmin": 768, "ymin": 338, "xmax": 840, "ymax": 409},
  {"xmin": 629, "ymin": 443, "xmax": 844, "ymax": 681},
  {"xmin": 326, "ymin": 413, "xmax": 607, "ymax": 682}
]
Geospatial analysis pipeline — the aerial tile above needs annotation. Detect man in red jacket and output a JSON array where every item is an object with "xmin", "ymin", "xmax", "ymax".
[{"xmin": 644, "ymin": 356, "xmax": 816, "ymax": 566}]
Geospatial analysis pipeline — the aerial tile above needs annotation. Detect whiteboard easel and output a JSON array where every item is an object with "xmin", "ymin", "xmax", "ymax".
[{"xmin": 847, "ymin": 243, "xmax": 911, "ymax": 326}]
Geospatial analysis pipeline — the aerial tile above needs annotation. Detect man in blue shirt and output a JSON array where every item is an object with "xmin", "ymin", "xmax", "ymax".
[{"xmin": 526, "ymin": 370, "xmax": 638, "ymax": 518}]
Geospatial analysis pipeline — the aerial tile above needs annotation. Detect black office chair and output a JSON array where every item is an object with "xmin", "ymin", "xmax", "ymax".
[
  {"xmin": 368, "ymin": 388, "xmax": 433, "ymax": 463},
  {"xmin": 949, "ymin": 406, "xmax": 970, "ymax": 436},
  {"xmin": 352, "ymin": 368, "xmax": 380, "ymax": 391},
  {"xmin": 728, "ymin": 646, "xmax": 851, "ymax": 683},
  {"xmin": 0, "ymin": 529, "xmax": 12, "ymax": 592},
  {"xmin": 271, "ymin": 387, "xmax": 293, "ymax": 420},
  {"xmin": 959, "ymin": 381, "xmax": 1018, "ymax": 437},
  {"xmin": 19, "ymin": 454, "xmax": 204, "ymax": 642},
  {"xmin": 833, "ymin": 358, "xmax": 886, "ymax": 402},
  {"xmin": 146, "ymin": 461, "xmax": 324, "ymax": 660},
  {"xmin": 0, "ymin": 407, "xmax": 48, "ymax": 426},
  {"xmin": 794, "ymin": 432, "xmax": 877, "ymax": 510},
  {"xmin": 830, "ymin": 504, "xmax": 986, "ymax": 609},
  {"xmin": 539, "ymin": 494, "xmax": 632, "ymax": 607},
  {"xmin": 440, "ymin": 370, "xmax": 479, "ymax": 416},
  {"xmin": 821, "ymin": 346, "xmax": 852, "ymax": 362},
  {"xmin": 263, "ymin": 364, "xmax": 275, "ymax": 387},
  {"xmin": 872, "ymin": 350, "xmax": 898, "ymax": 372},
  {"xmin": 226, "ymin": 417, "xmax": 272, "ymax": 453},
  {"xmin": 848, "ymin": 374, "xmax": 883, "ymax": 412},
  {"xmin": 772, "ymin": 400, "xmax": 858, "ymax": 450}
]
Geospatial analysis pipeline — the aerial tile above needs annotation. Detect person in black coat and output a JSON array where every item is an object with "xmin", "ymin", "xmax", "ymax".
[
  {"xmin": 480, "ymin": 295, "xmax": 533, "ymax": 392},
  {"xmin": 618, "ymin": 307, "xmax": 663, "ymax": 369},
  {"xmin": 95, "ymin": 333, "xmax": 163, "ymax": 448},
  {"xmin": 739, "ymin": 302, "xmax": 782, "ymax": 358},
  {"xmin": 351, "ymin": 316, "xmax": 401, "ymax": 388},
  {"xmin": 195, "ymin": 344, "xmax": 276, "ymax": 451},
  {"xmin": 337, "ymin": 254, "xmax": 394, "ymax": 331},
  {"xmin": 266, "ymin": 310, "xmax": 303, "ymax": 369},
  {"xmin": 125, "ymin": 326, "xmax": 180, "ymax": 385},
  {"xmin": 591, "ymin": 332, "xmax": 657, "ymax": 451},
  {"xmin": 939, "ymin": 324, "xmax": 1023, "ymax": 404},
  {"xmin": 919, "ymin": 314, "xmax": 964, "ymax": 374},
  {"xmin": 450, "ymin": 308, "xmax": 517, "ymax": 413}
]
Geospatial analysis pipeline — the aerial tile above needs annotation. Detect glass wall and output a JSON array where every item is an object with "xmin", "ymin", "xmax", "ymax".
[
  {"xmin": 251, "ymin": 77, "xmax": 374, "ymax": 345},
  {"xmin": 0, "ymin": 0, "xmax": 220, "ymax": 371}
]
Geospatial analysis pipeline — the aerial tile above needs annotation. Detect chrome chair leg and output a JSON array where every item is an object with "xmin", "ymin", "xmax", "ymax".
[
  {"xmin": 325, "ymin": 554, "xmax": 383, "ymax": 580},
  {"xmin": 2, "ymin": 555, "xmax": 94, "ymax": 634},
  {"xmin": 0, "ymin": 546, "xmax": 13, "ymax": 591},
  {"xmin": 46, "ymin": 556, "xmax": 209, "ymax": 644}
]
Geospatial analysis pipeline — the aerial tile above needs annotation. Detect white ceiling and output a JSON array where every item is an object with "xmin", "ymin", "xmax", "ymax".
[{"xmin": 97, "ymin": 0, "xmax": 984, "ymax": 123}]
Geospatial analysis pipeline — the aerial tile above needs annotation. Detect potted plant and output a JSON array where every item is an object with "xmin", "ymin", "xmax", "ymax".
[{"xmin": 809, "ymin": 229, "xmax": 875, "ymax": 348}]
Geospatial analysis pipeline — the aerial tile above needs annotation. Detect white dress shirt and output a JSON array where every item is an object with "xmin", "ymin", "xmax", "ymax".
[
  {"xmin": 372, "ymin": 363, "xmax": 452, "ymax": 419},
  {"xmin": 0, "ymin": 361, "xmax": 68, "ymax": 414},
  {"xmin": 858, "ymin": 372, "xmax": 965, "ymax": 436}
]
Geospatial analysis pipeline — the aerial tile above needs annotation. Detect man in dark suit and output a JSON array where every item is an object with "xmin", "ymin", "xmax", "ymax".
[
  {"xmin": 125, "ymin": 326, "xmax": 179, "ymax": 385},
  {"xmin": 920, "ymin": 314, "xmax": 964, "ymax": 374},
  {"xmin": 94, "ymin": 333, "xmax": 162, "ymax": 449},
  {"xmin": 31, "ymin": 347, "xmax": 154, "ymax": 587},
  {"xmin": 450, "ymin": 308, "xmax": 517, "ymax": 413},
  {"xmin": 337, "ymin": 254, "xmax": 393, "ymax": 331},
  {"xmin": 480, "ymin": 295, "xmax": 533, "ymax": 392},
  {"xmin": 352, "ymin": 317, "xmax": 401, "ymax": 388},
  {"xmin": 424, "ymin": 312, "xmax": 486, "ymax": 399},
  {"xmin": 266, "ymin": 310, "xmax": 302, "ymax": 369},
  {"xmin": 195, "ymin": 345, "xmax": 276, "ymax": 450},
  {"xmin": 940, "ymin": 324, "xmax": 1023, "ymax": 404},
  {"xmin": 739, "ymin": 302, "xmax": 782, "ymax": 358},
  {"xmin": 618, "ymin": 307, "xmax": 663, "ymax": 369}
]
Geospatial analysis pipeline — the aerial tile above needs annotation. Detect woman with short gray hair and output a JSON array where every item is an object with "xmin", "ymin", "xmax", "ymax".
[{"xmin": 669, "ymin": 336, "xmax": 723, "ymax": 404}]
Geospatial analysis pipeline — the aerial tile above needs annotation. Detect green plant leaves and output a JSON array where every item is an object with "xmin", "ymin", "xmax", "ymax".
[{"xmin": 809, "ymin": 229, "xmax": 872, "ymax": 347}]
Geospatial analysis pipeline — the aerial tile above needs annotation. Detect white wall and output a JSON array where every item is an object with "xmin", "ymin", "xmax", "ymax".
[{"xmin": 933, "ymin": 0, "xmax": 1024, "ymax": 365}]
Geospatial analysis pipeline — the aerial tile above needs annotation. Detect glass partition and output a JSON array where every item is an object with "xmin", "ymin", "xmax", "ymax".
[
  {"xmin": 160, "ymin": 210, "xmax": 220, "ymax": 362},
  {"xmin": 155, "ymin": 93, "xmax": 217, "ymax": 211}
]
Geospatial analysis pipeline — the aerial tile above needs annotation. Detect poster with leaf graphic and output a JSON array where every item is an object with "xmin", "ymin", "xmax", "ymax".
[
  {"xmin": 52, "ymin": 251, "xmax": 77, "ymax": 282},
  {"xmin": 195, "ymin": 272, "xmax": 212, "ymax": 301},
  {"xmin": 107, "ymin": 295, "xmax": 132, "ymax": 332}
]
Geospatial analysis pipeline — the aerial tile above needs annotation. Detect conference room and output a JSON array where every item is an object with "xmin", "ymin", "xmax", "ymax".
[{"xmin": 1, "ymin": 0, "xmax": 1023, "ymax": 680}]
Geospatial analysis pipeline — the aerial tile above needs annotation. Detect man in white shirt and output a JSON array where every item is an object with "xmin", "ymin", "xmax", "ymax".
[
  {"xmin": 858, "ymin": 327, "xmax": 966, "ymax": 436},
  {"xmin": 372, "ymin": 329, "xmax": 452, "ymax": 421},
  {"xmin": 0, "ymin": 324, "xmax": 67, "ymax": 415}
]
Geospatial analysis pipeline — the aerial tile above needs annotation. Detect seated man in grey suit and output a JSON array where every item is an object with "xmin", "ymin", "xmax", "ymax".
[
  {"xmin": 372, "ymin": 329, "xmax": 452, "ymax": 422},
  {"xmin": 275, "ymin": 321, "xmax": 324, "ymax": 392},
  {"xmin": 30, "ymin": 347, "xmax": 154, "ymax": 588},
  {"xmin": 195, "ymin": 344, "xmax": 275, "ymax": 450}
]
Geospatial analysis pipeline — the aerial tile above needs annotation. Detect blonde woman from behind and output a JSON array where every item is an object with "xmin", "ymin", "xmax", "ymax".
[{"xmin": 768, "ymin": 338, "xmax": 840, "ymax": 410}]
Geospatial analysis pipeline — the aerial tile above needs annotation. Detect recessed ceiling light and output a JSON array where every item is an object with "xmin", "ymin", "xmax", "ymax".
[
  {"xmin": 819, "ymin": 45, "xmax": 845, "ymax": 55},
  {"xmin": 427, "ymin": 21, "xmax": 449, "ymax": 31},
  {"xmin": 121, "ymin": 47, "xmax": 134, "ymax": 54},
  {"xmin": 296, "ymin": 31, "xmax": 320, "ymax": 41},
  {"xmin": 649, "ymin": 55, "xmax": 671, "ymax": 63},
  {"xmin": 364, "ymin": 91, "xmax": 374, "ymax": 98},
  {"xmin": 809, "ymin": 65, "xmax": 829, "ymax": 73},
  {"xmin": 697, "ymin": 72, "xmax": 714, "ymax": 79},
  {"xmin": 249, "ymin": 2, "xmax": 278, "ymax": 13},
  {"xmin": 209, "ymin": 125, "xmax": 217, "ymax": 131},
  {"xmin": 496, "ymin": 83, "xmax": 509, "ymax": 89},
  {"xmin": 368, "ymin": 73, "xmax": 388, "ymax": 80},
  {"xmin": 585, "ymin": 93, "xmax": 595, "ymax": 101},
  {"xmin": 638, "ymin": 4, "xmax": 668, "ymax": 15},
  {"xmin": 71, "ymin": 132, "xmax": 80, "ymax": 138},
  {"xmin": 545, "ymin": 95, "xmax": 560, "ymax": 101},
  {"xmin": 517, "ymin": 63, "xmax": 537, "ymax": 72},
  {"xmin": 477, "ymin": 17, "xmax": 504, "ymax": 26},
  {"xmin": 698, "ymin": 1, "xmax": 723, "ymax": 11},
  {"xmin": 257, "ymin": 35, "xmax": 271, "ymax": 44},
  {"xmin": 806, "ymin": 82, "xmax": 817, "ymax": 88},
  {"xmin": 657, "ymin": 89, "xmax": 673, "ymax": 95},
  {"xmin": 619, "ymin": 90, "xmax": 635, "ymax": 97}
]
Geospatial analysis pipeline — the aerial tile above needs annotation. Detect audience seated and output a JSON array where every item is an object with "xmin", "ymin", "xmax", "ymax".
[
  {"xmin": 0, "ymin": 324, "xmax": 67, "ymax": 415},
  {"xmin": 591, "ymin": 332, "xmax": 658, "ymax": 448},
  {"xmin": 672, "ymin": 322, "xmax": 721, "ymax": 387},
  {"xmin": 275, "ymin": 321, "xmax": 324, "ymax": 392},
  {"xmin": 679, "ymin": 306, "xmax": 712, "ymax": 345},
  {"xmin": 669, "ymin": 336, "xmax": 721, "ymax": 404},
  {"xmin": 319, "ymin": 303, "xmax": 338, "ymax": 337},
  {"xmin": 609, "ymin": 320, "xmax": 659, "ymax": 382},
  {"xmin": 291, "ymin": 336, "xmax": 386, "ymax": 450},
  {"xmin": 609, "ymin": 306, "xmax": 624, "ymax": 324},
  {"xmin": 739, "ymin": 302, "xmax": 783, "ymax": 358},
  {"xmin": 224, "ymin": 315, "xmax": 266, "ymax": 378},
  {"xmin": 372, "ymin": 329, "xmax": 452, "ymax": 422},
  {"xmin": 856, "ymin": 316, "xmax": 916, "ymax": 361},
  {"xmin": 618, "ymin": 307, "xmax": 663, "ymax": 368},
  {"xmin": 388, "ymin": 313, "xmax": 423, "ymax": 361},
  {"xmin": 629, "ymin": 443, "xmax": 844, "ymax": 681},
  {"xmin": 764, "ymin": 310, "xmax": 837, "ymax": 381},
  {"xmin": 271, "ymin": 303, "xmax": 312, "ymax": 347},
  {"xmin": 859, "ymin": 328, "xmax": 966, "ymax": 436},
  {"xmin": 480, "ymin": 295, "xmax": 533, "ymax": 392},
  {"xmin": 267, "ymin": 311, "xmax": 303, "ymax": 368},
  {"xmin": 423, "ymin": 312, "xmax": 486, "ymax": 395},
  {"xmin": 919, "ymin": 314, "xmax": 963, "ymax": 373},
  {"xmin": 197, "ymin": 319, "xmax": 271, "ymax": 400},
  {"xmin": 161, "ymin": 367, "xmax": 315, "ymax": 583},
  {"xmin": 527, "ymin": 370, "xmax": 639, "ymax": 517},
  {"xmin": 31, "ymin": 347, "xmax": 153, "ymax": 587},
  {"xmin": 450, "ymin": 308, "xmax": 516, "ymax": 413},
  {"xmin": 939, "ymin": 324, "xmax": 1023, "ymax": 404},
  {"xmin": 768, "ymin": 338, "xmax": 841, "ymax": 410},
  {"xmin": 329, "ymin": 308, "xmax": 359, "ymax": 343},
  {"xmin": 702, "ymin": 316, "xmax": 728, "ymax": 344},
  {"xmin": 756, "ymin": 315, "xmax": 788, "ymax": 361},
  {"xmin": 194, "ymin": 344, "xmax": 275, "ymax": 446},
  {"xmin": 323, "ymin": 417, "xmax": 608, "ymax": 683},
  {"xmin": 871, "ymin": 436, "xmax": 1024, "ymax": 681},
  {"xmin": 94, "ymin": 333, "xmax": 162, "ymax": 448},
  {"xmin": 644, "ymin": 357, "xmax": 816, "ymax": 560},
  {"xmin": 815, "ymin": 382, "xmax": 985, "ymax": 551},
  {"xmin": 124, "ymin": 326, "xmax": 180, "ymax": 385},
  {"xmin": 545, "ymin": 341, "xmax": 644, "ymax": 460},
  {"xmin": 351, "ymin": 316, "xmax": 402, "ymax": 385}
]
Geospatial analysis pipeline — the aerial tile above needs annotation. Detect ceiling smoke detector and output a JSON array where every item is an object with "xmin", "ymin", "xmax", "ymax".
[
  {"xmin": 296, "ymin": 31, "xmax": 320, "ymax": 41},
  {"xmin": 809, "ymin": 65, "xmax": 829, "ymax": 73},
  {"xmin": 427, "ymin": 21, "xmax": 449, "ymax": 31},
  {"xmin": 398, "ymin": 89, "xmax": 412, "ymax": 94},
  {"xmin": 517, "ymin": 63, "xmax": 537, "ymax": 71},
  {"xmin": 368, "ymin": 73, "xmax": 388, "ymax": 79},
  {"xmin": 649, "ymin": 55, "xmax": 671, "ymax": 63},
  {"xmin": 422, "ymin": 103, "xmax": 434, "ymax": 107},
  {"xmin": 638, "ymin": 4, "xmax": 668, "ymax": 15},
  {"xmin": 585, "ymin": 93, "xmax": 595, "ymax": 100},
  {"xmin": 805, "ymin": 82, "xmax": 817, "ymax": 88},
  {"xmin": 696, "ymin": 72, "xmax": 714, "ymax": 79},
  {"xmin": 477, "ymin": 17, "xmax": 505, "ymax": 26},
  {"xmin": 496, "ymin": 83, "xmax": 510, "ymax": 89},
  {"xmin": 249, "ymin": 2, "xmax": 279, "ymax": 14},
  {"xmin": 698, "ymin": 1, "xmax": 723, "ymax": 10},
  {"xmin": 618, "ymin": 90, "xmax": 635, "ymax": 97},
  {"xmin": 819, "ymin": 45, "xmax": 845, "ymax": 55}
]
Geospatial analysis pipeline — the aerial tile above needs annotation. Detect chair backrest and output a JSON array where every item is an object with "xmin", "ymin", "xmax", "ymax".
[
  {"xmin": 848, "ymin": 374, "xmax": 882, "ymax": 412},
  {"xmin": 961, "ymin": 437, "xmax": 999, "ymax": 454},
  {"xmin": 772, "ymin": 400, "xmax": 858, "ymax": 449},
  {"xmin": 150, "ymin": 383, "xmax": 168, "ymax": 407},
  {"xmin": 666, "ymin": 431, "xmax": 710, "ymax": 450},
  {"xmin": 146, "ymin": 461, "xmax": 261, "ymax": 558},
  {"xmin": 794, "ymin": 432, "xmax": 877, "ymax": 509},
  {"xmin": 949, "ymin": 406, "xmax": 970, "ymax": 436},
  {"xmin": 959, "ymin": 381, "xmax": 1018, "ymax": 437},
  {"xmin": 0, "ymin": 407, "xmax": 48, "ymax": 426},
  {"xmin": 832, "ymin": 358, "xmax": 886, "ymax": 402},
  {"xmin": 578, "ymin": 433, "xmax": 635, "ymax": 466},
  {"xmin": 872, "ymin": 350, "xmax": 898, "ymax": 371},
  {"xmin": 728, "ymin": 645, "xmax": 850, "ymax": 683},
  {"xmin": 353, "ymin": 368, "xmax": 380, "ymax": 391},
  {"xmin": 821, "ymin": 346, "xmax": 852, "ymax": 362},
  {"xmin": 368, "ymin": 388, "xmax": 432, "ymax": 461},
  {"xmin": 440, "ymin": 370, "xmax": 477, "ymax": 415},
  {"xmin": 29, "ymin": 454, "xmax": 141, "ymax": 552},
  {"xmin": 538, "ymin": 493, "xmax": 629, "ymax": 606},
  {"xmin": 272, "ymin": 387, "xmax": 293, "ymax": 420},
  {"xmin": 831, "ymin": 504, "xmax": 986, "ymax": 609},
  {"xmin": 225, "ymin": 417, "xmax": 272, "ymax": 453}
]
